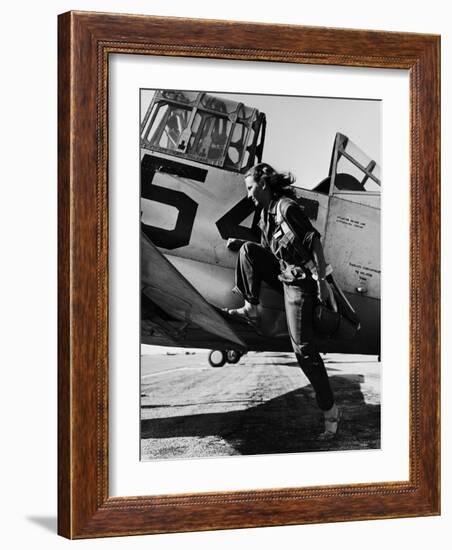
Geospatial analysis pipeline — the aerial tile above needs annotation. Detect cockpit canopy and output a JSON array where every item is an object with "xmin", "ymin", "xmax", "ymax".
[
  {"xmin": 314, "ymin": 133, "xmax": 381, "ymax": 195},
  {"xmin": 141, "ymin": 90, "xmax": 266, "ymax": 173}
]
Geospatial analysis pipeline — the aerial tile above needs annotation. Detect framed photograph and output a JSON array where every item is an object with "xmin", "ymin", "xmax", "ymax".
[{"xmin": 58, "ymin": 11, "xmax": 440, "ymax": 538}]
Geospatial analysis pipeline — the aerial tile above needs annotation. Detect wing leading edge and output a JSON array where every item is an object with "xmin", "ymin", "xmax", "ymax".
[{"xmin": 141, "ymin": 233, "xmax": 246, "ymax": 350}]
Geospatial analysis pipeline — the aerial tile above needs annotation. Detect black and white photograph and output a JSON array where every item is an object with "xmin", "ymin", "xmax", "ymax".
[
  {"xmin": 140, "ymin": 89, "xmax": 381, "ymax": 460},
  {"xmin": 2, "ymin": 0, "xmax": 446, "ymax": 546}
]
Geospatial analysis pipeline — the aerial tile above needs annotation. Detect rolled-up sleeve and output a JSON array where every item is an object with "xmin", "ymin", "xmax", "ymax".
[{"xmin": 258, "ymin": 214, "xmax": 271, "ymax": 250}]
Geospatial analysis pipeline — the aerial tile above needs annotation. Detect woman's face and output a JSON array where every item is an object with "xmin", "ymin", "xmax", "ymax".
[{"xmin": 245, "ymin": 175, "xmax": 268, "ymax": 207}]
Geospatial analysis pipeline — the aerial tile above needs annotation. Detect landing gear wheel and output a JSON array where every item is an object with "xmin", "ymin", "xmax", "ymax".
[
  {"xmin": 208, "ymin": 350, "xmax": 226, "ymax": 368},
  {"xmin": 226, "ymin": 350, "xmax": 241, "ymax": 364}
]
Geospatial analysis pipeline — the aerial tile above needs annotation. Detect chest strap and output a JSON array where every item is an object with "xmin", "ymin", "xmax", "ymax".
[
  {"xmin": 275, "ymin": 199, "xmax": 333, "ymax": 280},
  {"xmin": 275, "ymin": 199, "xmax": 313, "ymax": 266}
]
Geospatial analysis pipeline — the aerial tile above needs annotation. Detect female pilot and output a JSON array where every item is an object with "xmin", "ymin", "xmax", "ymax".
[{"xmin": 227, "ymin": 163, "xmax": 340, "ymax": 440}]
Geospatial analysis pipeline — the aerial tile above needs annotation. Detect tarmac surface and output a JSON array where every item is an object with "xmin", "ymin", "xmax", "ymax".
[{"xmin": 140, "ymin": 351, "xmax": 380, "ymax": 460}]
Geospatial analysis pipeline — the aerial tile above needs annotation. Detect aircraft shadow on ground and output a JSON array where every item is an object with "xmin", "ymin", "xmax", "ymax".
[{"xmin": 141, "ymin": 374, "xmax": 380, "ymax": 456}]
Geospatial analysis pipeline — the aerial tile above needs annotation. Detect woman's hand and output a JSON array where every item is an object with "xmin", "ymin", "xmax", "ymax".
[
  {"xmin": 317, "ymin": 279, "xmax": 329, "ymax": 304},
  {"xmin": 227, "ymin": 238, "xmax": 245, "ymax": 252}
]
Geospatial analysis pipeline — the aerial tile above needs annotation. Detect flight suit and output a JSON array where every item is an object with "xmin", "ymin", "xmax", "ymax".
[{"xmin": 232, "ymin": 197, "xmax": 334, "ymax": 411}]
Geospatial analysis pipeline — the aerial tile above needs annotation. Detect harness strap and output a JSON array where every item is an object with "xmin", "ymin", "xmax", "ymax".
[
  {"xmin": 276, "ymin": 199, "xmax": 335, "ymax": 281},
  {"xmin": 275, "ymin": 199, "xmax": 314, "ymax": 267}
]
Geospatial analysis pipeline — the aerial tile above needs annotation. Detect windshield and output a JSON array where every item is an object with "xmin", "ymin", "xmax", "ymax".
[{"xmin": 141, "ymin": 90, "xmax": 265, "ymax": 172}]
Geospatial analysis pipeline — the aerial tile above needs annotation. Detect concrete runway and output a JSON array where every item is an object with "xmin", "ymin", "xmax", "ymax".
[{"xmin": 141, "ymin": 351, "xmax": 380, "ymax": 460}]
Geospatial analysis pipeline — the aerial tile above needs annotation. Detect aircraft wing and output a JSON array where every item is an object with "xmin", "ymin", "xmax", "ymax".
[{"xmin": 141, "ymin": 232, "xmax": 246, "ymax": 350}]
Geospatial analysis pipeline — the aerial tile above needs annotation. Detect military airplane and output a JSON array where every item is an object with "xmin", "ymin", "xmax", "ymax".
[{"xmin": 140, "ymin": 90, "xmax": 380, "ymax": 366}]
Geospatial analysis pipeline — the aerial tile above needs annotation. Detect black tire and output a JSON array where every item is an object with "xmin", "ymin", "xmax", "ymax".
[
  {"xmin": 208, "ymin": 350, "xmax": 226, "ymax": 368},
  {"xmin": 226, "ymin": 350, "xmax": 241, "ymax": 364}
]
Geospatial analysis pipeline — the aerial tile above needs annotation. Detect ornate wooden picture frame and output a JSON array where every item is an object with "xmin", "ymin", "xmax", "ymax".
[{"xmin": 58, "ymin": 11, "xmax": 440, "ymax": 538}]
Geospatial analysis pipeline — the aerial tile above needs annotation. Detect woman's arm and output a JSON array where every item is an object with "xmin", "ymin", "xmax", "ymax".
[
  {"xmin": 312, "ymin": 236, "xmax": 329, "ymax": 303},
  {"xmin": 226, "ymin": 238, "xmax": 246, "ymax": 251}
]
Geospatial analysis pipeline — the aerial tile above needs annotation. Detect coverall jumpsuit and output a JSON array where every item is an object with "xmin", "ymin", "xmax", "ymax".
[{"xmin": 232, "ymin": 197, "xmax": 335, "ymax": 411}]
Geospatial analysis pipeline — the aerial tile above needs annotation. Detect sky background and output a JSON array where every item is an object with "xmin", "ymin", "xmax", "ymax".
[{"xmin": 141, "ymin": 90, "xmax": 381, "ymax": 190}]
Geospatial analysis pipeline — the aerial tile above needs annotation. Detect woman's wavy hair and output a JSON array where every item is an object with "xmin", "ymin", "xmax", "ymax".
[{"xmin": 245, "ymin": 162, "xmax": 296, "ymax": 199}]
